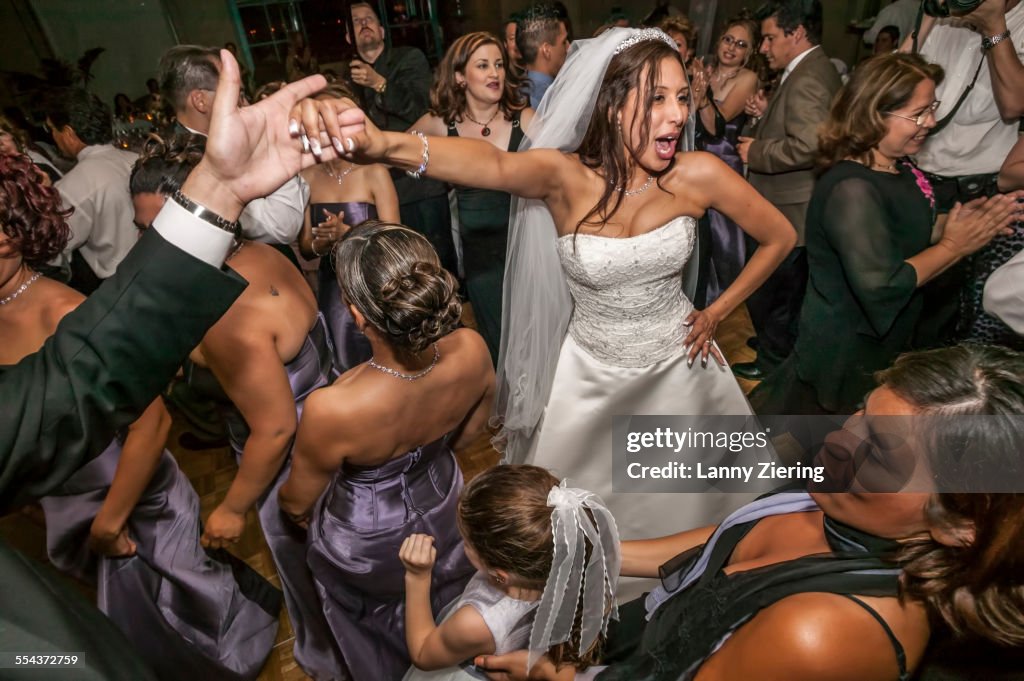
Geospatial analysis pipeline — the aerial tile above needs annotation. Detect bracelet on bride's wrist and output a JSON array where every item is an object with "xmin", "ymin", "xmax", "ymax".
[{"xmin": 406, "ymin": 130, "xmax": 429, "ymax": 179}]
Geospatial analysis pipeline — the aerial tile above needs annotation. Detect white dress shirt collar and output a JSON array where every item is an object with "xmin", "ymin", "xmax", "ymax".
[{"xmin": 781, "ymin": 45, "xmax": 819, "ymax": 84}]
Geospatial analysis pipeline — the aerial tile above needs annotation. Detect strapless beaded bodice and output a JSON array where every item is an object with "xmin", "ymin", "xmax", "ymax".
[{"xmin": 556, "ymin": 216, "xmax": 697, "ymax": 367}]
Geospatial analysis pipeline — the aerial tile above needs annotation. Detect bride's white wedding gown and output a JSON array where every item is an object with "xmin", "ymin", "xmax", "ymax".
[{"xmin": 523, "ymin": 216, "xmax": 758, "ymax": 551}]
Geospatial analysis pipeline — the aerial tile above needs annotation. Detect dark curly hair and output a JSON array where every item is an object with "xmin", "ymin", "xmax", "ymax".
[
  {"xmin": 0, "ymin": 152, "xmax": 72, "ymax": 265},
  {"xmin": 129, "ymin": 134, "xmax": 205, "ymax": 196},
  {"xmin": 336, "ymin": 221, "xmax": 461, "ymax": 355}
]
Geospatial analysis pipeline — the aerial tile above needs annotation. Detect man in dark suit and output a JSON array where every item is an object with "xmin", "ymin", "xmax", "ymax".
[
  {"xmin": 346, "ymin": 1, "xmax": 457, "ymax": 275},
  {"xmin": 733, "ymin": 0, "xmax": 841, "ymax": 381},
  {"xmin": 0, "ymin": 52, "xmax": 329, "ymax": 679}
]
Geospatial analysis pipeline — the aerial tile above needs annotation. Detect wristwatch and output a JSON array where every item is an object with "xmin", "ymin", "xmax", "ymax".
[{"xmin": 982, "ymin": 30, "xmax": 1011, "ymax": 51}]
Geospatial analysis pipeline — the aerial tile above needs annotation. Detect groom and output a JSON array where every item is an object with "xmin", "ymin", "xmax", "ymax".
[{"xmin": 733, "ymin": 0, "xmax": 841, "ymax": 381}]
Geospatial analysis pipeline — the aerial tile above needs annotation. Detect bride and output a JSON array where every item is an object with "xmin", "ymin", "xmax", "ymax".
[{"xmin": 293, "ymin": 27, "xmax": 795, "ymax": 546}]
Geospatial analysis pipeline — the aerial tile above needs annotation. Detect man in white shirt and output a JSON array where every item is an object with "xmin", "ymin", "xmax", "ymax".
[
  {"xmin": 47, "ymin": 89, "xmax": 139, "ymax": 293},
  {"xmin": 915, "ymin": 0, "xmax": 1024, "ymax": 209},
  {"xmin": 158, "ymin": 45, "xmax": 309, "ymax": 248},
  {"xmin": 910, "ymin": 1, "xmax": 1024, "ymax": 344},
  {"xmin": 984, "ymin": 246, "xmax": 1024, "ymax": 334}
]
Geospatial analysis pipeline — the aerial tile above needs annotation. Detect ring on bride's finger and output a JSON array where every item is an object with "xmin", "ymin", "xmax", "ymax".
[{"xmin": 703, "ymin": 339, "xmax": 712, "ymax": 345}]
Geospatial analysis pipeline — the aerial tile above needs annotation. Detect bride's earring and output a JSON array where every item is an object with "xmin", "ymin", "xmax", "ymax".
[{"xmin": 490, "ymin": 572, "xmax": 505, "ymax": 585}]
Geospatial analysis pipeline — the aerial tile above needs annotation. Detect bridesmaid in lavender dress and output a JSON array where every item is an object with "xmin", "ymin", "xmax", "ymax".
[
  {"xmin": 132, "ymin": 145, "xmax": 345, "ymax": 680},
  {"xmin": 691, "ymin": 15, "xmax": 762, "ymax": 304},
  {"xmin": 0, "ymin": 155, "xmax": 279, "ymax": 681},
  {"xmin": 298, "ymin": 83, "xmax": 400, "ymax": 372},
  {"xmin": 280, "ymin": 223, "xmax": 493, "ymax": 681}
]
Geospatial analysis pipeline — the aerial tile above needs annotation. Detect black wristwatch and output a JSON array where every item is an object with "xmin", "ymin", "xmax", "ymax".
[
  {"xmin": 982, "ymin": 30, "xmax": 1011, "ymax": 51},
  {"xmin": 170, "ymin": 189, "xmax": 243, "ymax": 242}
]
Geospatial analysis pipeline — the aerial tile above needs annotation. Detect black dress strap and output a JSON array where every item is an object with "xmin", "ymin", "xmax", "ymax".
[{"xmin": 841, "ymin": 594, "xmax": 910, "ymax": 681}]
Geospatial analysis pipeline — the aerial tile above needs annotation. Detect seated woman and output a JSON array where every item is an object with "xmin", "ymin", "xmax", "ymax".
[
  {"xmin": 750, "ymin": 53, "xmax": 1022, "ymax": 415},
  {"xmin": 130, "ymin": 139, "xmax": 344, "ymax": 680},
  {"xmin": 0, "ymin": 151, "xmax": 280, "ymax": 680},
  {"xmin": 279, "ymin": 222, "xmax": 493, "ymax": 681},
  {"xmin": 410, "ymin": 31, "xmax": 534, "ymax": 364},
  {"xmin": 298, "ymin": 82, "xmax": 399, "ymax": 372},
  {"xmin": 476, "ymin": 343, "xmax": 1024, "ymax": 681}
]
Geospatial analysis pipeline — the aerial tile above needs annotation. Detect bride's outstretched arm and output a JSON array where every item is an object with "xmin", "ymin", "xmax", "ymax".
[
  {"xmin": 290, "ymin": 97, "xmax": 568, "ymax": 201},
  {"xmin": 680, "ymin": 152, "xmax": 797, "ymax": 365}
]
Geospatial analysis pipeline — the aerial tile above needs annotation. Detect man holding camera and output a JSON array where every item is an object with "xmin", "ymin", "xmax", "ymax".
[
  {"xmin": 913, "ymin": 0, "xmax": 1023, "ymax": 209},
  {"xmin": 907, "ymin": 0, "xmax": 1024, "ymax": 343}
]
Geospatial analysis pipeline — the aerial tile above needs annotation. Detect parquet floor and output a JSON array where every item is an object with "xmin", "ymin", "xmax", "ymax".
[{"xmin": 0, "ymin": 302, "xmax": 757, "ymax": 681}]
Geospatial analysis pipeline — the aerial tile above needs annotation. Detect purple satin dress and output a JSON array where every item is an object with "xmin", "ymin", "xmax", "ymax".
[
  {"xmin": 188, "ymin": 313, "xmax": 345, "ymax": 680},
  {"xmin": 38, "ymin": 442, "xmax": 281, "ymax": 680},
  {"xmin": 307, "ymin": 434, "xmax": 475, "ymax": 681},
  {"xmin": 696, "ymin": 113, "xmax": 749, "ymax": 304},
  {"xmin": 311, "ymin": 201, "xmax": 376, "ymax": 372}
]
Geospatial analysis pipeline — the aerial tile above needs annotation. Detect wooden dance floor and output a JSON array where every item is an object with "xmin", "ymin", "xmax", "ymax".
[{"xmin": 0, "ymin": 303, "xmax": 757, "ymax": 680}]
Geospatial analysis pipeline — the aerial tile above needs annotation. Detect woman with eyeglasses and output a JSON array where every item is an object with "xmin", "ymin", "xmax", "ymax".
[
  {"xmin": 749, "ymin": 53, "xmax": 1023, "ymax": 416},
  {"xmin": 688, "ymin": 13, "xmax": 764, "ymax": 304}
]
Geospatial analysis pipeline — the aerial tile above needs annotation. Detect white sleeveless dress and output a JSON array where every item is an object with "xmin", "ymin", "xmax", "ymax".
[
  {"xmin": 403, "ymin": 572, "xmax": 538, "ymax": 681},
  {"xmin": 524, "ymin": 217, "xmax": 758, "ymax": 554}
]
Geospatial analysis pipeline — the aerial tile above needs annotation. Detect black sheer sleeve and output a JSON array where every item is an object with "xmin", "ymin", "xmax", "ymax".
[{"xmin": 821, "ymin": 177, "xmax": 920, "ymax": 338}]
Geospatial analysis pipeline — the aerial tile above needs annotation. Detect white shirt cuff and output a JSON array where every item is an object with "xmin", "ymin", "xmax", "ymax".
[{"xmin": 151, "ymin": 197, "xmax": 234, "ymax": 268}]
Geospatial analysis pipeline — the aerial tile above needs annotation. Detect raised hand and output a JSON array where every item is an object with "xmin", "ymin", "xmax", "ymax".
[
  {"xmin": 399, "ymin": 533, "xmax": 437, "ymax": 580},
  {"xmin": 288, "ymin": 96, "xmax": 389, "ymax": 165},
  {"xmin": 179, "ymin": 50, "xmax": 333, "ymax": 221}
]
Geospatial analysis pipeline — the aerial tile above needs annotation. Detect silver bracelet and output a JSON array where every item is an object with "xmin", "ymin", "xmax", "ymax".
[{"xmin": 406, "ymin": 130, "xmax": 429, "ymax": 179}]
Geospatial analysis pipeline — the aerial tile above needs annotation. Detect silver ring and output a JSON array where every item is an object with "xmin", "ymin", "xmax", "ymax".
[{"xmin": 704, "ymin": 339, "xmax": 711, "ymax": 345}]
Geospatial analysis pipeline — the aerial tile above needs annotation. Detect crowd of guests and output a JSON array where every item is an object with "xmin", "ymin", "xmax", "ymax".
[{"xmin": 2, "ymin": 1, "xmax": 1024, "ymax": 680}]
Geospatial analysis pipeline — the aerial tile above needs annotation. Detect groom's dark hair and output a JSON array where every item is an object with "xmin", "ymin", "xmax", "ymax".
[{"xmin": 756, "ymin": 0, "xmax": 823, "ymax": 46}]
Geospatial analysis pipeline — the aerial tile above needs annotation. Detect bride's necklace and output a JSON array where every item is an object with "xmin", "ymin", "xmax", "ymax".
[
  {"xmin": 323, "ymin": 160, "xmax": 355, "ymax": 184},
  {"xmin": 615, "ymin": 175, "xmax": 655, "ymax": 197},
  {"xmin": 463, "ymin": 108, "xmax": 500, "ymax": 137},
  {"xmin": 0, "ymin": 271, "xmax": 42, "ymax": 306},
  {"xmin": 368, "ymin": 343, "xmax": 440, "ymax": 381}
]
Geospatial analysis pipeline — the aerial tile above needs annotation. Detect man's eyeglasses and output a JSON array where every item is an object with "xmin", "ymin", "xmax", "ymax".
[
  {"xmin": 720, "ymin": 35, "xmax": 750, "ymax": 50},
  {"xmin": 884, "ymin": 100, "xmax": 941, "ymax": 127},
  {"xmin": 352, "ymin": 16, "xmax": 378, "ymax": 27}
]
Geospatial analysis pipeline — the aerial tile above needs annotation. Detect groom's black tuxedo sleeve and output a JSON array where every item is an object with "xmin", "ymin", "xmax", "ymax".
[{"xmin": 0, "ymin": 228, "xmax": 246, "ymax": 509}]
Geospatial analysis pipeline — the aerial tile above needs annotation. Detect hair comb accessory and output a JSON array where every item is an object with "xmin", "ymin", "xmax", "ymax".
[
  {"xmin": 613, "ymin": 28, "xmax": 677, "ymax": 55},
  {"xmin": 527, "ymin": 481, "xmax": 621, "ymax": 672}
]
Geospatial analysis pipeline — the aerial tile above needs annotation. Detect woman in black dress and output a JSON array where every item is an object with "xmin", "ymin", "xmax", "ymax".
[
  {"xmin": 750, "ymin": 53, "xmax": 1022, "ymax": 415},
  {"xmin": 410, "ymin": 31, "xmax": 535, "ymax": 365}
]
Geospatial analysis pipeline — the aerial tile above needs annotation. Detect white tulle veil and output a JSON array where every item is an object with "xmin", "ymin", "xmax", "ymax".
[{"xmin": 495, "ymin": 27, "xmax": 698, "ymax": 462}]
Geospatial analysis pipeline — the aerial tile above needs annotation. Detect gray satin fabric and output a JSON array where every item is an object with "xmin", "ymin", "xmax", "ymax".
[
  {"xmin": 39, "ymin": 440, "xmax": 281, "ymax": 680},
  {"xmin": 307, "ymin": 435, "xmax": 475, "ymax": 681}
]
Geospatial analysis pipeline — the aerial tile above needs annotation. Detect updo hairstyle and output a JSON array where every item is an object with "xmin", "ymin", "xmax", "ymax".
[{"xmin": 336, "ymin": 221, "xmax": 461, "ymax": 354}]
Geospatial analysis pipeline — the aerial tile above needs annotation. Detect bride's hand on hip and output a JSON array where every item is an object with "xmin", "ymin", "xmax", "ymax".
[
  {"xmin": 288, "ymin": 96, "xmax": 388, "ymax": 164},
  {"xmin": 684, "ymin": 308, "xmax": 726, "ymax": 368}
]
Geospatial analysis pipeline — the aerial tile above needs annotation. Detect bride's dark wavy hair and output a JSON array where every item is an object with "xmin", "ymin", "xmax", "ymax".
[{"xmin": 575, "ymin": 38, "xmax": 684, "ymax": 238}]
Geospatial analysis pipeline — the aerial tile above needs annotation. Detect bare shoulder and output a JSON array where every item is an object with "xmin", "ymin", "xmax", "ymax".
[
  {"xmin": 440, "ymin": 328, "xmax": 492, "ymax": 376},
  {"xmin": 519, "ymin": 107, "xmax": 536, "ymax": 133},
  {"xmin": 39, "ymin": 277, "xmax": 85, "ymax": 326},
  {"xmin": 416, "ymin": 114, "xmax": 448, "ymax": 137},
  {"xmin": 669, "ymin": 151, "xmax": 731, "ymax": 189},
  {"xmin": 702, "ymin": 592, "xmax": 927, "ymax": 681}
]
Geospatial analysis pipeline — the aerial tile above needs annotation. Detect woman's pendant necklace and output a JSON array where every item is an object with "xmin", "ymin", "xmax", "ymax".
[
  {"xmin": 0, "ymin": 271, "xmax": 42, "ymax": 306},
  {"xmin": 323, "ymin": 160, "xmax": 355, "ymax": 185},
  {"xmin": 464, "ymin": 108, "xmax": 500, "ymax": 137}
]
